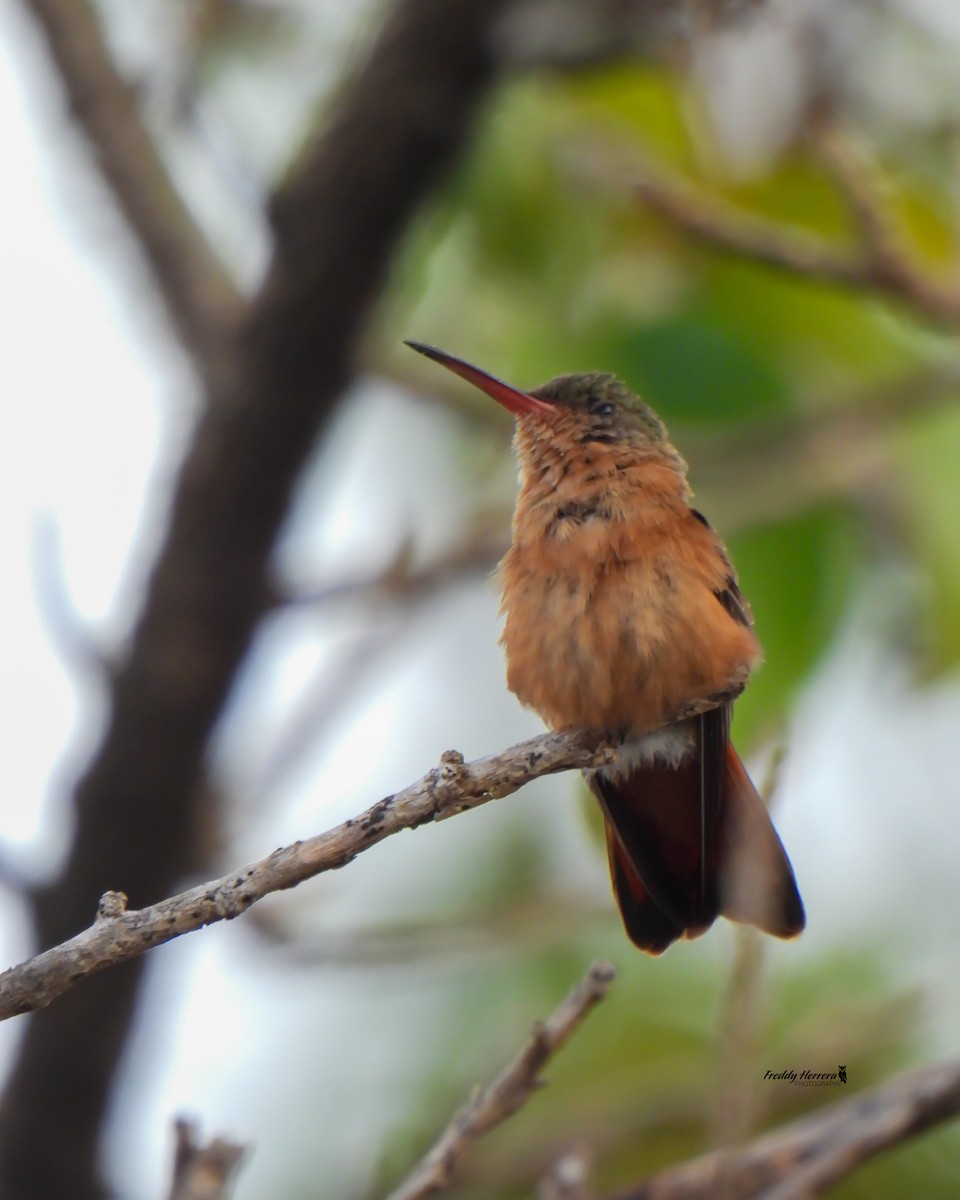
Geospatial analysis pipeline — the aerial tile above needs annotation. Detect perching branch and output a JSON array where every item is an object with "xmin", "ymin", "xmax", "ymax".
[
  {"xmin": 0, "ymin": 731, "xmax": 612, "ymax": 1022},
  {"xmin": 385, "ymin": 961, "xmax": 617, "ymax": 1200},
  {"xmin": 611, "ymin": 1056, "xmax": 960, "ymax": 1200}
]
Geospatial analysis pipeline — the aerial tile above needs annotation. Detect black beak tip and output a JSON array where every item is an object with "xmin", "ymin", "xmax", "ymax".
[{"xmin": 404, "ymin": 339, "xmax": 440, "ymax": 361}]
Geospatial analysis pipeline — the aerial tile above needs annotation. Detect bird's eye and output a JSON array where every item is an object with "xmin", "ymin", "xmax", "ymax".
[{"xmin": 592, "ymin": 401, "xmax": 615, "ymax": 418}]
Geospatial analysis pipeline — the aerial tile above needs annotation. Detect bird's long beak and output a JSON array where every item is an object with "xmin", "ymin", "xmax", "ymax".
[{"xmin": 405, "ymin": 341, "xmax": 554, "ymax": 417}]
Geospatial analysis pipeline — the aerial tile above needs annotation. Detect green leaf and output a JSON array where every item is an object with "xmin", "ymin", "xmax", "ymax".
[{"xmin": 729, "ymin": 507, "xmax": 859, "ymax": 747}]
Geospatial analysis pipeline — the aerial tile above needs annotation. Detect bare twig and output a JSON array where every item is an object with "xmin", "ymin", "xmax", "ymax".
[
  {"xmin": 166, "ymin": 1117, "xmax": 246, "ymax": 1200},
  {"xmin": 0, "ymin": 731, "xmax": 613, "ymax": 1022},
  {"xmin": 610, "ymin": 1057, "xmax": 960, "ymax": 1200},
  {"xmin": 386, "ymin": 961, "xmax": 617, "ymax": 1200}
]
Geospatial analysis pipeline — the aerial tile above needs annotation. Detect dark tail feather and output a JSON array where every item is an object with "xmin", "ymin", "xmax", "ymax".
[
  {"xmin": 591, "ymin": 738, "xmax": 804, "ymax": 954},
  {"xmin": 717, "ymin": 745, "xmax": 806, "ymax": 938},
  {"xmin": 604, "ymin": 822, "xmax": 684, "ymax": 956}
]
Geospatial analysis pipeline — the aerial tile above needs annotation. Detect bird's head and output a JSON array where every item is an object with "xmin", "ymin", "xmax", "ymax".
[{"xmin": 405, "ymin": 342, "xmax": 671, "ymax": 452}]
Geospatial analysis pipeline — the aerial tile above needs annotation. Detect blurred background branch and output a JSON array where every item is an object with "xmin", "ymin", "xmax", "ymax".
[
  {"xmin": 633, "ymin": 120, "xmax": 960, "ymax": 325},
  {"xmin": 387, "ymin": 961, "xmax": 617, "ymax": 1200},
  {"xmin": 610, "ymin": 1056, "xmax": 960, "ymax": 1200},
  {"xmin": 280, "ymin": 523, "xmax": 508, "ymax": 613},
  {"xmin": 19, "ymin": 0, "xmax": 241, "ymax": 378}
]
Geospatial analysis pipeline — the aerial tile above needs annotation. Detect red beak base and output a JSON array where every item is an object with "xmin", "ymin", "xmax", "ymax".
[{"xmin": 405, "ymin": 341, "xmax": 554, "ymax": 417}]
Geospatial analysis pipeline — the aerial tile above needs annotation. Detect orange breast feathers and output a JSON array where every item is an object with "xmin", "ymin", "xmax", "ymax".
[{"xmin": 497, "ymin": 420, "xmax": 760, "ymax": 735}]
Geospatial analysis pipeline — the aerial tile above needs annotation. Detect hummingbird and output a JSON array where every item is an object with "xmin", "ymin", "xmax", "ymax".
[{"xmin": 406, "ymin": 341, "xmax": 805, "ymax": 954}]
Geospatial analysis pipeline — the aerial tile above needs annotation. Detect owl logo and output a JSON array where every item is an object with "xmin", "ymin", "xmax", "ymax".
[{"xmin": 838, "ymin": 1065, "xmax": 847, "ymax": 1084}]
